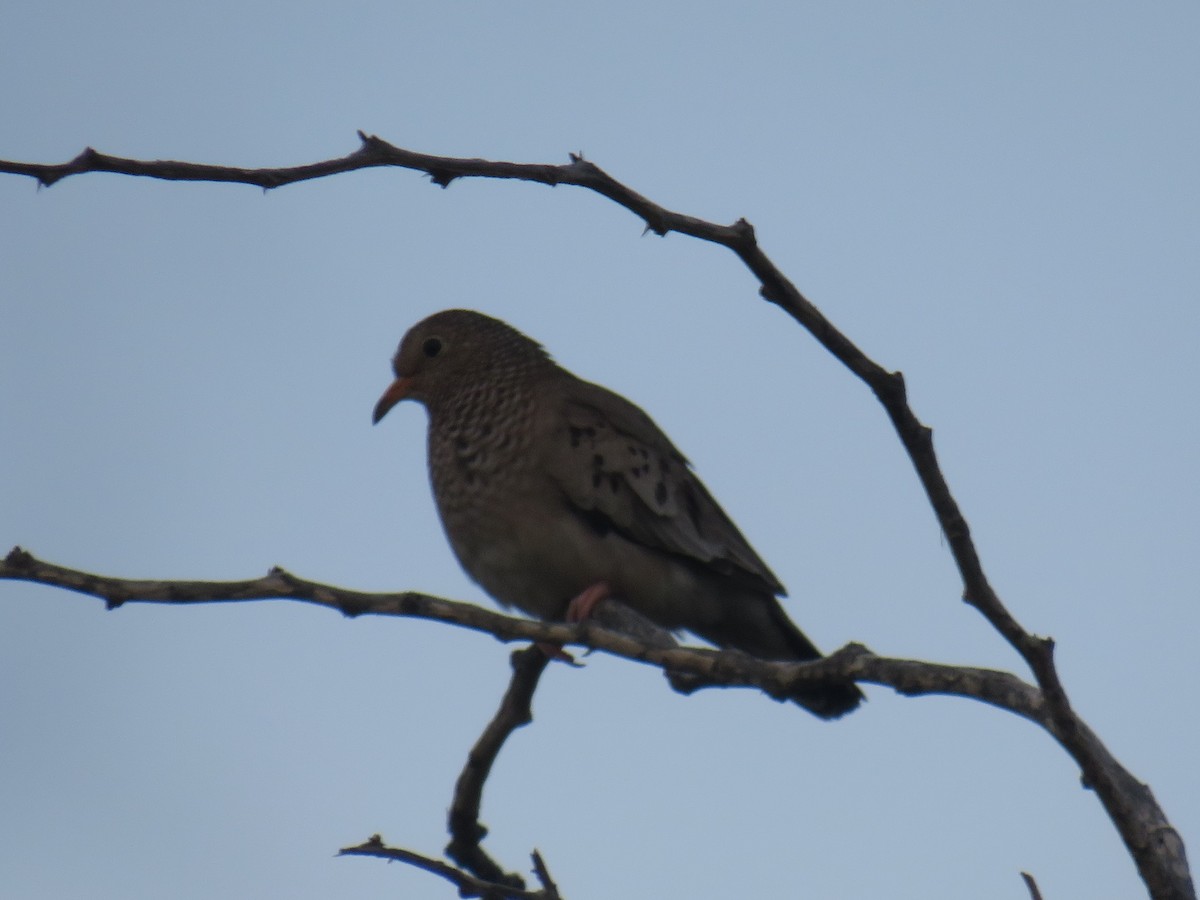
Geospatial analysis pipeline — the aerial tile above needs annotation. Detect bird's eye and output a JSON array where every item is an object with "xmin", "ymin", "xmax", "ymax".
[{"xmin": 422, "ymin": 337, "xmax": 443, "ymax": 358}]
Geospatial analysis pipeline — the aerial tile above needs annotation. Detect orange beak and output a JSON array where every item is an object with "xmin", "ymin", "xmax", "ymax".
[{"xmin": 372, "ymin": 376, "xmax": 413, "ymax": 424}]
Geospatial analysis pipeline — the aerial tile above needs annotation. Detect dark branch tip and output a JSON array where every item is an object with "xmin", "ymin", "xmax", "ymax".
[
  {"xmin": 531, "ymin": 849, "xmax": 560, "ymax": 894},
  {"xmin": 1020, "ymin": 871, "xmax": 1045, "ymax": 900}
]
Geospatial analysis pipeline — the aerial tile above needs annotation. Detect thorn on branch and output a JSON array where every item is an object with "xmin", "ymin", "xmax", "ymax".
[
  {"xmin": 66, "ymin": 148, "xmax": 101, "ymax": 181},
  {"xmin": 530, "ymin": 850, "xmax": 561, "ymax": 897},
  {"xmin": 565, "ymin": 152, "xmax": 612, "ymax": 196},
  {"xmin": 730, "ymin": 217, "xmax": 757, "ymax": 246},
  {"xmin": 642, "ymin": 218, "xmax": 669, "ymax": 237},
  {"xmin": 356, "ymin": 131, "xmax": 391, "ymax": 152}
]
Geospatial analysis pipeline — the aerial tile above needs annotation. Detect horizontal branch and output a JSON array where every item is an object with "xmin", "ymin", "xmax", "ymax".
[
  {"xmin": 8, "ymin": 543, "xmax": 1189, "ymax": 897},
  {"xmin": 0, "ymin": 546, "xmax": 1040, "ymax": 720}
]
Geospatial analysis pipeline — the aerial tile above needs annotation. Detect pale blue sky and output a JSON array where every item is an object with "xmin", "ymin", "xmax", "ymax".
[{"xmin": 2, "ymin": 3, "xmax": 1197, "ymax": 898}]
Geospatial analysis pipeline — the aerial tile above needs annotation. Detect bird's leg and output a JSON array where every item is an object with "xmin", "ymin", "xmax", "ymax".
[
  {"xmin": 536, "ymin": 581, "xmax": 613, "ymax": 663},
  {"xmin": 565, "ymin": 580, "xmax": 612, "ymax": 623}
]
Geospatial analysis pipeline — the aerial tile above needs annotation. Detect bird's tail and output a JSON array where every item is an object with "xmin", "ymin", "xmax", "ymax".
[{"xmin": 697, "ymin": 595, "xmax": 863, "ymax": 720}]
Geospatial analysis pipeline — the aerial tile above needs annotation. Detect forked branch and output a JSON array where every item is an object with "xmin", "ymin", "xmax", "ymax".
[
  {"xmin": 1, "ymin": 138, "xmax": 1192, "ymax": 899},
  {"xmin": 0, "ymin": 547, "xmax": 1036, "ymax": 714}
]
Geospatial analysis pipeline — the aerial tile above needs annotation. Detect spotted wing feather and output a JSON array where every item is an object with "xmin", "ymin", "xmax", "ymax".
[{"xmin": 549, "ymin": 377, "xmax": 785, "ymax": 595}]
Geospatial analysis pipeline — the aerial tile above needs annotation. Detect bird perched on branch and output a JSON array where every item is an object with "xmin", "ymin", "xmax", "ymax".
[{"xmin": 373, "ymin": 309, "xmax": 862, "ymax": 719}]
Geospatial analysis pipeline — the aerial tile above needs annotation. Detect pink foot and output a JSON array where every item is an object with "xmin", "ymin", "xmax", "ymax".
[
  {"xmin": 566, "ymin": 580, "xmax": 612, "ymax": 623},
  {"xmin": 537, "ymin": 581, "xmax": 613, "ymax": 663}
]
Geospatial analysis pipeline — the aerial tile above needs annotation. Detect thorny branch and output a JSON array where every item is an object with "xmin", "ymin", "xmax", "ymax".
[
  {"xmin": 1, "ymin": 138, "xmax": 1193, "ymax": 900},
  {"xmin": 1, "ymin": 545, "xmax": 1054, "ymax": 893},
  {"xmin": 0, "ymin": 547, "xmax": 1036, "ymax": 715}
]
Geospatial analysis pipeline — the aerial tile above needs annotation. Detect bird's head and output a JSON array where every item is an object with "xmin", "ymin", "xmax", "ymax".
[{"xmin": 372, "ymin": 309, "xmax": 550, "ymax": 424}]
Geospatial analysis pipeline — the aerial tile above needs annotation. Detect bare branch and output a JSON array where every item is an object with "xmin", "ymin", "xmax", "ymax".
[
  {"xmin": 444, "ymin": 605, "xmax": 679, "ymax": 886},
  {"xmin": 530, "ymin": 851, "xmax": 562, "ymax": 899},
  {"xmin": 3, "ymin": 138, "xmax": 1193, "ymax": 898},
  {"xmin": 1022, "ymin": 871, "xmax": 1046, "ymax": 900},
  {"xmin": 339, "ymin": 834, "xmax": 557, "ymax": 900},
  {"xmin": 15, "ymin": 544, "xmax": 1182, "ymax": 900},
  {"xmin": 0, "ymin": 138, "xmax": 1126, "ymax": 666},
  {"xmin": 0, "ymin": 136, "xmax": 1080, "ymax": 666},
  {"xmin": 447, "ymin": 646, "xmax": 551, "ymax": 889},
  {"xmin": 4, "ymin": 548, "xmax": 1191, "ymax": 895},
  {"xmin": 0, "ymin": 546, "xmax": 1032, "ymax": 714}
]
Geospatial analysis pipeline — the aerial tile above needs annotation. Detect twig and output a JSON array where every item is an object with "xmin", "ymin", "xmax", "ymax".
[
  {"xmin": 446, "ymin": 646, "xmax": 551, "ymax": 888},
  {"xmin": 339, "ymin": 834, "xmax": 551, "ymax": 899},
  {"xmin": 530, "ymin": 851, "xmax": 561, "ymax": 899},
  {"xmin": 443, "ymin": 600, "xmax": 679, "ymax": 883}
]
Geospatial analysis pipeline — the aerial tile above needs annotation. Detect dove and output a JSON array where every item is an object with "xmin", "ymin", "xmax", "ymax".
[{"xmin": 373, "ymin": 309, "xmax": 862, "ymax": 719}]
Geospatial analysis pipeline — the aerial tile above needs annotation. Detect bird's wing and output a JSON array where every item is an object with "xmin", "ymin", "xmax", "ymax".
[{"xmin": 546, "ymin": 376, "xmax": 786, "ymax": 595}]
